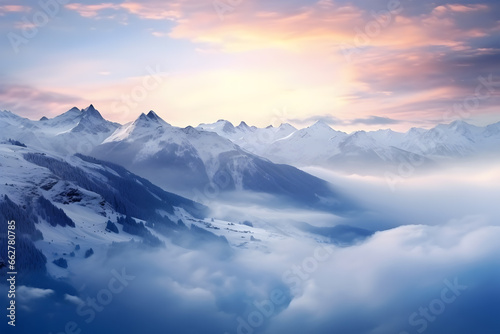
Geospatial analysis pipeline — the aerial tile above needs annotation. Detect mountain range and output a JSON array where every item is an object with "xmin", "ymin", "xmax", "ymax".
[
  {"xmin": 1, "ymin": 106, "xmax": 358, "ymax": 213},
  {"xmin": 3, "ymin": 106, "xmax": 498, "ymax": 177},
  {"xmin": 1, "ymin": 105, "xmax": 497, "ymax": 334},
  {"xmin": 198, "ymin": 118, "xmax": 500, "ymax": 174},
  {"xmin": 1, "ymin": 105, "xmax": 499, "ymax": 209}
]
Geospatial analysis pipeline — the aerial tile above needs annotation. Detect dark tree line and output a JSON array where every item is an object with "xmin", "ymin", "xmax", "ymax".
[
  {"xmin": 37, "ymin": 196, "xmax": 75, "ymax": 227},
  {"xmin": 106, "ymin": 220, "xmax": 119, "ymax": 233},
  {"xmin": 0, "ymin": 195, "xmax": 42, "ymax": 240},
  {"xmin": 7, "ymin": 138, "xmax": 27, "ymax": 147},
  {"xmin": 53, "ymin": 257, "xmax": 68, "ymax": 268},
  {"xmin": 0, "ymin": 196, "xmax": 47, "ymax": 278},
  {"xmin": 24, "ymin": 153, "xmax": 207, "ymax": 222},
  {"xmin": 116, "ymin": 216, "xmax": 163, "ymax": 247}
]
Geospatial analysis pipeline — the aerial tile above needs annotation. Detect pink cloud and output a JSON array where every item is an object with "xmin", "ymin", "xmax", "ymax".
[
  {"xmin": 28, "ymin": 0, "xmax": 500, "ymax": 130},
  {"xmin": 66, "ymin": 1, "xmax": 184, "ymax": 20},
  {"xmin": 169, "ymin": 1, "xmax": 364, "ymax": 52},
  {"xmin": 161, "ymin": 1, "xmax": 496, "ymax": 58},
  {"xmin": 0, "ymin": 5, "xmax": 30, "ymax": 15},
  {"xmin": 63, "ymin": 1, "xmax": 495, "ymax": 55},
  {"xmin": 0, "ymin": 84, "xmax": 84, "ymax": 119},
  {"xmin": 119, "ymin": 2, "xmax": 181, "ymax": 20},
  {"xmin": 65, "ymin": 3, "xmax": 120, "ymax": 18},
  {"xmin": 433, "ymin": 4, "xmax": 489, "ymax": 15}
]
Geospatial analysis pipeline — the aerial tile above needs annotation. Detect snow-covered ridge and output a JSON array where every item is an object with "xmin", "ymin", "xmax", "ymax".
[
  {"xmin": 198, "ymin": 118, "xmax": 500, "ymax": 172},
  {"xmin": 0, "ymin": 105, "xmax": 119, "ymax": 155},
  {"xmin": 2, "ymin": 106, "xmax": 499, "ymax": 175}
]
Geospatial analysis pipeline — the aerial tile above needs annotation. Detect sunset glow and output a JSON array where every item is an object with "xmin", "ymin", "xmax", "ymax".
[{"xmin": 1, "ymin": 0, "xmax": 499, "ymax": 131}]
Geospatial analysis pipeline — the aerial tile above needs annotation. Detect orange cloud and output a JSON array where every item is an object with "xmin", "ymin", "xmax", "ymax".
[
  {"xmin": 169, "ymin": 1, "xmax": 364, "ymax": 52},
  {"xmin": 39, "ymin": 1, "xmax": 500, "ymax": 130},
  {"xmin": 180, "ymin": 1, "xmax": 493, "ymax": 54},
  {"xmin": 64, "ymin": 1, "xmax": 495, "ymax": 53}
]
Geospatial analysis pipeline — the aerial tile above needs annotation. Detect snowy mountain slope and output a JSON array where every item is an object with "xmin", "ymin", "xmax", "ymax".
[
  {"xmin": 0, "ymin": 143, "xmax": 356, "ymax": 285},
  {"xmin": 199, "ymin": 120, "xmax": 433, "ymax": 173},
  {"xmin": 0, "ymin": 105, "xmax": 119, "ymax": 155},
  {"xmin": 0, "ymin": 143, "xmax": 220, "ymax": 279},
  {"xmin": 199, "ymin": 118, "xmax": 500, "ymax": 173},
  {"xmin": 324, "ymin": 130, "xmax": 435, "ymax": 174},
  {"xmin": 0, "ymin": 107, "xmax": 352, "ymax": 212},
  {"xmin": 398, "ymin": 120, "xmax": 500, "ymax": 158},
  {"xmin": 258, "ymin": 121, "xmax": 348, "ymax": 165},
  {"xmin": 197, "ymin": 120, "xmax": 297, "ymax": 153},
  {"xmin": 3, "ymin": 105, "xmax": 499, "ymax": 195},
  {"xmin": 92, "ymin": 112, "xmax": 352, "ymax": 212}
]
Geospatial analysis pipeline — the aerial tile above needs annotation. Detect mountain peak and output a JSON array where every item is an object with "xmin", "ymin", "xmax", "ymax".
[
  {"xmin": 137, "ymin": 113, "xmax": 149, "ymax": 122},
  {"xmin": 50, "ymin": 106, "xmax": 81, "ymax": 122},
  {"xmin": 312, "ymin": 119, "xmax": 330, "ymax": 126},
  {"xmin": 308, "ymin": 120, "xmax": 334, "ymax": 132},
  {"xmin": 214, "ymin": 120, "xmax": 235, "ymax": 133},
  {"xmin": 147, "ymin": 110, "xmax": 160, "ymax": 120},
  {"xmin": 134, "ymin": 112, "xmax": 167, "ymax": 129},
  {"xmin": 40, "ymin": 116, "xmax": 49, "ymax": 121},
  {"xmin": 238, "ymin": 121, "xmax": 249, "ymax": 129},
  {"xmin": 278, "ymin": 123, "xmax": 296, "ymax": 131},
  {"xmin": 449, "ymin": 119, "xmax": 468, "ymax": 126},
  {"xmin": 82, "ymin": 104, "xmax": 103, "ymax": 120}
]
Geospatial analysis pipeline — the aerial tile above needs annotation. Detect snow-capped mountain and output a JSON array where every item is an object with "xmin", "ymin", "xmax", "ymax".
[
  {"xmin": 92, "ymin": 111, "xmax": 351, "ymax": 212},
  {"xmin": 398, "ymin": 120, "xmax": 500, "ymax": 158},
  {"xmin": 0, "ymin": 105, "xmax": 119, "ymax": 155},
  {"xmin": 0, "ymin": 142, "xmax": 366, "ymax": 284},
  {"xmin": 200, "ymin": 118, "xmax": 500, "ymax": 174},
  {"xmin": 197, "ymin": 119, "xmax": 297, "ymax": 153},
  {"xmin": 0, "ymin": 143, "xmax": 227, "ymax": 281},
  {"xmin": 2, "ymin": 104, "xmax": 499, "ymax": 201},
  {"xmin": 199, "ymin": 119, "xmax": 433, "ymax": 173},
  {"xmin": 257, "ymin": 121, "xmax": 348, "ymax": 166}
]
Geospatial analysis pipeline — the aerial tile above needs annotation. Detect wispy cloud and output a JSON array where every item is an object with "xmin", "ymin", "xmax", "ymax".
[
  {"xmin": 0, "ymin": 5, "xmax": 30, "ymax": 15},
  {"xmin": 64, "ymin": 3, "xmax": 120, "ymax": 18},
  {"xmin": 2, "ymin": 0, "xmax": 499, "ymax": 130},
  {"xmin": 351, "ymin": 115, "xmax": 401, "ymax": 125},
  {"xmin": 0, "ymin": 84, "xmax": 84, "ymax": 118},
  {"xmin": 289, "ymin": 114, "xmax": 402, "ymax": 126},
  {"xmin": 65, "ymin": 1, "xmax": 182, "ymax": 20},
  {"xmin": 433, "ymin": 3, "xmax": 489, "ymax": 15},
  {"xmin": 288, "ymin": 115, "xmax": 345, "ymax": 126},
  {"xmin": 17, "ymin": 286, "xmax": 54, "ymax": 302}
]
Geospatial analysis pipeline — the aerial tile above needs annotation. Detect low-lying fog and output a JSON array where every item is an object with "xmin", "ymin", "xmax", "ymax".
[{"xmin": 4, "ymin": 161, "xmax": 500, "ymax": 334}]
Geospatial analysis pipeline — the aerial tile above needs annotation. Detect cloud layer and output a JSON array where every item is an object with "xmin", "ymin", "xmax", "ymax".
[{"xmin": 2, "ymin": 162, "xmax": 499, "ymax": 334}]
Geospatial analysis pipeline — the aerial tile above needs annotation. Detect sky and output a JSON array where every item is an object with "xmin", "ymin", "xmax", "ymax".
[{"xmin": 0, "ymin": 0, "xmax": 499, "ymax": 132}]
